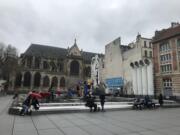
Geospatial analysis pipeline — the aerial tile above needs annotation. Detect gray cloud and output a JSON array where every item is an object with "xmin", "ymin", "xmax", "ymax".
[{"xmin": 0, "ymin": 0, "xmax": 180, "ymax": 54}]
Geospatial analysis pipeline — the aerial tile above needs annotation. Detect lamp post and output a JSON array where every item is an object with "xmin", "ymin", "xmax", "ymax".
[{"xmin": 95, "ymin": 64, "xmax": 98, "ymax": 86}]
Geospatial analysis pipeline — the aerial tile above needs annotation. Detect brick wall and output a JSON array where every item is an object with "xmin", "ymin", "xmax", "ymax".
[
  {"xmin": 171, "ymin": 38, "xmax": 178, "ymax": 71},
  {"xmin": 172, "ymin": 74, "xmax": 180, "ymax": 95},
  {"xmin": 153, "ymin": 43, "xmax": 159, "ymax": 73}
]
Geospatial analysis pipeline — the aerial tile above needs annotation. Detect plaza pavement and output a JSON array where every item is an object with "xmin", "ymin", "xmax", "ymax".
[{"xmin": 1, "ymin": 96, "xmax": 180, "ymax": 135}]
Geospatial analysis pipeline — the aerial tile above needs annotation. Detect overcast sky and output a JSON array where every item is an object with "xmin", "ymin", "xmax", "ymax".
[{"xmin": 0, "ymin": 0, "xmax": 180, "ymax": 54}]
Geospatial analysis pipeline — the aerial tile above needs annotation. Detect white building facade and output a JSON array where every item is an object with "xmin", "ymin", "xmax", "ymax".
[
  {"xmin": 104, "ymin": 34, "xmax": 154, "ymax": 96},
  {"xmin": 130, "ymin": 59, "xmax": 154, "ymax": 96}
]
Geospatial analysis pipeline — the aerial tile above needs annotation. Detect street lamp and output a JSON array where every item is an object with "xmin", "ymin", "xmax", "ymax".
[{"xmin": 95, "ymin": 64, "xmax": 98, "ymax": 85}]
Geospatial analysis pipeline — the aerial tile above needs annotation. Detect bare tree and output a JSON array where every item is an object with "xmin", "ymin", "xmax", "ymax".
[
  {"xmin": 0, "ymin": 42, "xmax": 5, "ymax": 60},
  {"xmin": 0, "ymin": 43, "xmax": 19, "ymax": 92}
]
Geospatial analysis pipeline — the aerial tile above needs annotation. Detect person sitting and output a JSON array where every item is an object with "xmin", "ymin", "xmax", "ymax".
[
  {"xmin": 144, "ymin": 95, "xmax": 155, "ymax": 109},
  {"xmin": 144, "ymin": 95, "xmax": 150, "ymax": 108},
  {"xmin": 85, "ymin": 92, "xmax": 97, "ymax": 112},
  {"xmin": 133, "ymin": 97, "xmax": 144, "ymax": 110},
  {"xmin": 19, "ymin": 95, "xmax": 32, "ymax": 116},
  {"xmin": 31, "ymin": 97, "xmax": 40, "ymax": 110}
]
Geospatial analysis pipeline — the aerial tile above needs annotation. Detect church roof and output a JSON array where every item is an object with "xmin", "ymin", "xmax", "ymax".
[
  {"xmin": 24, "ymin": 44, "xmax": 67, "ymax": 58},
  {"xmin": 23, "ymin": 44, "xmax": 104, "ymax": 63},
  {"xmin": 82, "ymin": 51, "xmax": 104, "ymax": 64}
]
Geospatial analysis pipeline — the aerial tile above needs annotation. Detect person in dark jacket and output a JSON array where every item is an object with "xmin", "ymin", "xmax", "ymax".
[
  {"xmin": 85, "ymin": 92, "xmax": 97, "ymax": 112},
  {"xmin": 99, "ymin": 94, "xmax": 105, "ymax": 111},
  {"xmin": 98, "ymin": 82, "xmax": 106, "ymax": 111},
  {"xmin": 31, "ymin": 97, "xmax": 40, "ymax": 110},
  {"xmin": 19, "ymin": 95, "xmax": 32, "ymax": 116},
  {"xmin": 158, "ymin": 93, "xmax": 164, "ymax": 107}
]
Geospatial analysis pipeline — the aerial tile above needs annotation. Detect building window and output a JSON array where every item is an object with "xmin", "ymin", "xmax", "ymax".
[
  {"xmin": 43, "ymin": 76, "xmax": 50, "ymax": 87},
  {"xmin": 21, "ymin": 60, "xmax": 25, "ymax": 67},
  {"xmin": 160, "ymin": 42, "xmax": 171, "ymax": 52},
  {"xmin": 177, "ymin": 39, "xmax": 180, "ymax": 48},
  {"xmin": 144, "ymin": 41, "xmax": 147, "ymax": 48},
  {"xmin": 34, "ymin": 72, "xmax": 41, "ymax": 87},
  {"xmin": 15, "ymin": 73, "xmax": 22, "ymax": 87},
  {"xmin": 144, "ymin": 50, "xmax": 147, "ymax": 57},
  {"xmin": 51, "ymin": 76, "xmax": 58, "ymax": 87},
  {"xmin": 43, "ymin": 61, "xmax": 49, "ymax": 70},
  {"xmin": 26, "ymin": 57, "xmax": 32, "ymax": 68},
  {"xmin": 23, "ymin": 72, "xmax": 31, "ymax": 87},
  {"xmin": 149, "ymin": 42, "xmax": 152, "ymax": 48},
  {"xmin": 161, "ymin": 64, "xmax": 172, "ymax": 73},
  {"xmin": 102, "ymin": 63, "xmax": 104, "ymax": 68},
  {"xmin": 58, "ymin": 63, "xmax": 63, "ymax": 72},
  {"xmin": 149, "ymin": 51, "xmax": 152, "ymax": 58},
  {"xmin": 35, "ymin": 57, "xmax": 40, "ymax": 69},
  {"xmin": 60, "ymin": 77, "xmax": 65, "ymax": 87},
  {"xmin": 178, "ymin": 51, "xmax": 180, "ymax": 59},
  {"xmin": 163, "ymin": 78, "xmax": 172, "ymax": 88},
  {"xmin": 70, "ymin": 60, "xmax": 79, "ymax": 75},
  {"xmin": 160, "ymin": 53, "xmax": 171, "ymax": 62},
  {"xmin": 84, "ymin": 67, "xmax": 91, "ymax": 77},
  {"xmin": 50, "ymin": 61, "xmax": 57, "ymax": 72}
]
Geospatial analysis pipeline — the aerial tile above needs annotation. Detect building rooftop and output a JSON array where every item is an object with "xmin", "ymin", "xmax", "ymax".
[
  {"xmin": 152, "ymin": 23, "xmax": 180, "ymax": 43},
  {"xmin": 120, "ymin": 45, "xmax": 131, "ymax": 52},
  {"xmin": 22, "ymin": 44, "xmax": 104, "ymax": 64}
]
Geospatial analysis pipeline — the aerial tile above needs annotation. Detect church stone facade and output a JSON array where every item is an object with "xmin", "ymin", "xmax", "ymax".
[{"xmin": 13, "ymin": 41, "xmax": 103, "ymax": 92}]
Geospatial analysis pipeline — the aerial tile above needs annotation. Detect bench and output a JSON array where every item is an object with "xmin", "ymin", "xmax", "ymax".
[{"xmin": 133, "ymin": 99, "xmax": 156, "ymax": 110}]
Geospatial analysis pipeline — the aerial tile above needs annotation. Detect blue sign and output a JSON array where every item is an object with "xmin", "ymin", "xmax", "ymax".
[{"xmin": 106, "ymin": 77, "xmax": 124, "ymax": 88}]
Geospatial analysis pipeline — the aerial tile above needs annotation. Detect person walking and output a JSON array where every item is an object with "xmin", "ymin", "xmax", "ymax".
[
  {"xmin": 99, "ymin": 94, "xmax": 105, "ymax": 111},
  {"xmin": 99, "ymin": 82, "xmax": 106, "ymax": 111},
  {"xmin": 158, "ymin": 93, "xmax": 164, "ymax": 107}
]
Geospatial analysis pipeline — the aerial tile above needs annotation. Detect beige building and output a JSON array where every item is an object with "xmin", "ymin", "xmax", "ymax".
[{"xmin": 104, "ymin": 35, "xmax": 153, "ymax": 95}]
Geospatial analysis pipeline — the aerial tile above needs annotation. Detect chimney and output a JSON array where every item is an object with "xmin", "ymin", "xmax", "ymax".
[{"xmin": 171, "ymin": 22, "xmax": 180, "ymax": 28}]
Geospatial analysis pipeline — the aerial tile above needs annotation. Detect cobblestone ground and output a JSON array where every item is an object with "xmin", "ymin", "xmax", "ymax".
[{"xmin": 1, "ymin": 96, "xmax": 180, "ymax": 135}]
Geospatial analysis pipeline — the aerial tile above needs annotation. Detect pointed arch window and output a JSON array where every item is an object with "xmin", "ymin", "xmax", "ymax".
[
  {"xmin": 15, "ymin": 73, "xmax": 22, "ymax": 87},
  {"xmin": 43, "ymin": 76, "xmax": 50, "ymax": 87},
  {"xmin": 34, "ymin": 72, "xmax": 41, "ymax": 87},
  {"xmin": 60, "ymin": 77, "xmax": 65, "ymax": 87},
  {"xmin": 51, "ymin": 76, "xmax": 58, "ymax": 87},
  {"xmin": 35, "ymin": 57, "xmax": 40, "ymax": 69},
  {"xmin": 70, "ymin": 60, "xmax": 79, "ymax": 75},
  {"xmin": 23, "ymin": 72, "xmax": 31, "ymax": 87}
]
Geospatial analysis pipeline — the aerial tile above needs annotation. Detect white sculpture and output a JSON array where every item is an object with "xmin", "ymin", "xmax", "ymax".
[{"xmin": 91, "ymin": 55, "xmax": 100, "ymax": 86}]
